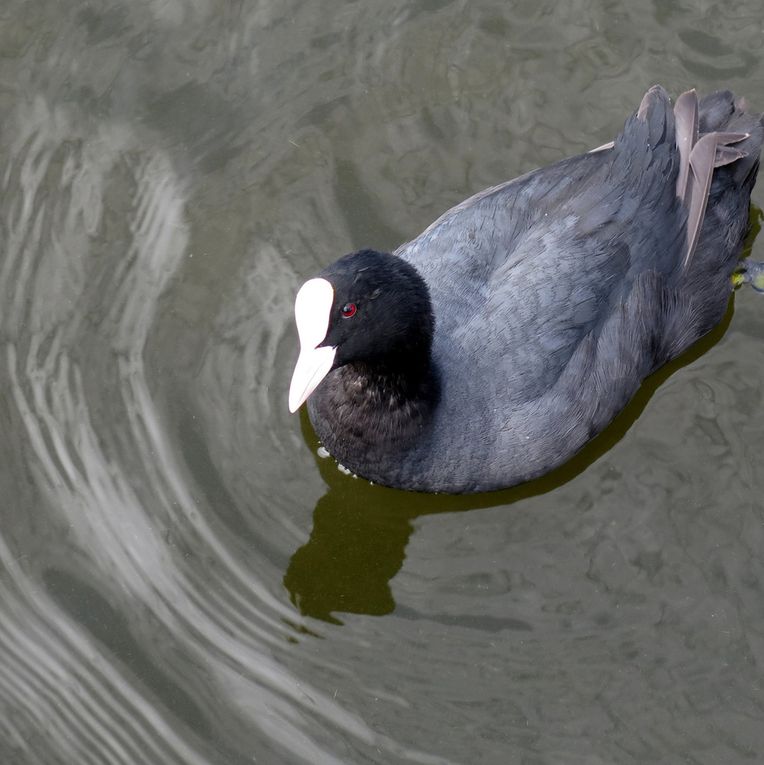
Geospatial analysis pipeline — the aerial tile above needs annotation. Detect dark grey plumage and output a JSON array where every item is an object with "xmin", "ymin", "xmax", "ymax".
[{"xmin": 303, "ymin": 86, "xmax": 763, "ymax": 493}]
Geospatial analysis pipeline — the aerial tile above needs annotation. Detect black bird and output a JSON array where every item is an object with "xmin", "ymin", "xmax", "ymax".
[{"xmin": 289, "ymin": 86, "xmax": 763, "ymax": 493}]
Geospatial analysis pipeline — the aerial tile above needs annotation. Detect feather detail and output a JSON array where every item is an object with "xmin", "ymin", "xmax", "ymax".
[{"xmin": 674, "ymin": 89, "xmax": 751, "ymax": 269}]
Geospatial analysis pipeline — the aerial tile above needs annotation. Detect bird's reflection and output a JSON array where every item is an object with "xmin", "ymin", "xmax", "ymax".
[{"xmin": 285, "ymin": 286, "xmax": 740, "ymax": 624}]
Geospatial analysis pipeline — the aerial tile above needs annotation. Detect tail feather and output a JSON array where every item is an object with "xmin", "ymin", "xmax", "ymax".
[
  {"xmin": 699, "ymin": 89, "xmax": 763, "ymax": 186},
  {"xmin": 672, "ymin": 89, "xmax": 763, "ymax": 268}
]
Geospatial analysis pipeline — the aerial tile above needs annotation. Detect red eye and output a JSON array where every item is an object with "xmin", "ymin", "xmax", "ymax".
[{"xmin": 341, "ymin": 302, "xmax": 357, "ymax": 318}]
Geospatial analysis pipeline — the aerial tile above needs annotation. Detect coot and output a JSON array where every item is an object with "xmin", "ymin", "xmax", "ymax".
[{"xmin": 289, "ymin": 86, "xmax": 763, "ymax": 493}]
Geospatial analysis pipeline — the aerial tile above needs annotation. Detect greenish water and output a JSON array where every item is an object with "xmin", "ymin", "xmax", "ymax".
[{"xmin": 1, "ymin": 1, "xmax": 763, "ymax": 763}]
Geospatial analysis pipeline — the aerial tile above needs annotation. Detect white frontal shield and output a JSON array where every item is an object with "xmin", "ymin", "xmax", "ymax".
[{"xmin": 288, "ymin": 278, "xmax": 337, "ymax": 412}]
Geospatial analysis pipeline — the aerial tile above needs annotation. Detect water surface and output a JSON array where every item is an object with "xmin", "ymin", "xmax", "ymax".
[{"xmin": 1, "ymin": 1, "xmax": 764, "ymax": 763}]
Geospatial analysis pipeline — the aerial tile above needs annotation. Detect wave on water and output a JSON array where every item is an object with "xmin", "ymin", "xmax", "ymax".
[{"xmin": 0, "ymin": 98, "xmax": 450, "ymax": 765}]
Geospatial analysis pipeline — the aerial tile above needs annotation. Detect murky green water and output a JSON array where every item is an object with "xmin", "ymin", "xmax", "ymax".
[{"xmin": 1, "ymin": 1, "xmax": 764, "ymax": 763}]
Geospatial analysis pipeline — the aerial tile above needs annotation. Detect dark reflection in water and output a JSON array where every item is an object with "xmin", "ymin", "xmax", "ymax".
[{"xmin": 286, "ymin": 477, "xmax": 410, "ymax": 622}]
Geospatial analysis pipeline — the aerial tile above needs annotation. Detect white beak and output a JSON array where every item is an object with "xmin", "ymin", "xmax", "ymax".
[
  {"xmin": 288, "ymin": 345, "xmax": 336, "ymax": 412},
  {"xmin": 288, "ymin": 278, "xmax": 336, "ymax": 413}
]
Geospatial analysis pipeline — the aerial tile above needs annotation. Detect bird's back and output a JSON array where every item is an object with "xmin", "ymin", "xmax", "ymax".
[{"xmin": 390, "ymin": 86, "xmax": 762, "ymax": 492}]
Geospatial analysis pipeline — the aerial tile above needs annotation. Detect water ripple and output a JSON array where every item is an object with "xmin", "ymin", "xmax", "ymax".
[{"xmin": 0, "ymin": 90, "xmax": 456, "ymax": 764}]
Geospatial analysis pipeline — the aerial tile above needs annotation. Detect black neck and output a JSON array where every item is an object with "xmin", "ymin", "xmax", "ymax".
[{"xmin": 309, "ymin": 350, "xmax": 440, "ymax": 461}]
